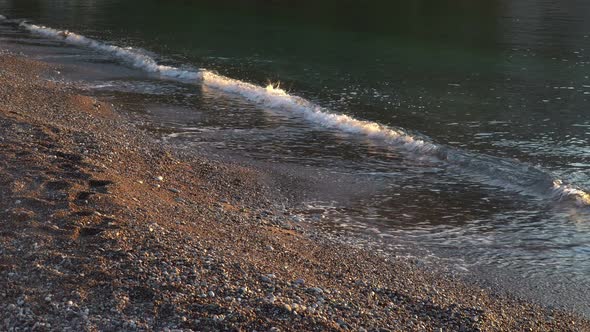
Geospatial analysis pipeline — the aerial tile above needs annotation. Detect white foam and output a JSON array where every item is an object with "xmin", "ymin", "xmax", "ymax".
[
  {"xmin": 13, "ymin": 19, "xmax": 590, "ymax": 207},
  {"xmin": 19, "ymin": 22, "xmax": 439, "ymax": 154},
  {"xmin": 0, "ymin": 15, "xmax": 6, "ymax": 20},
  {"xmin": 201, "ymin": 71, "xmax": 439, "ymax": 154},
  {"xmin": 20, "ymin": 22, "xmax": 202, "ymax": 81},
  {"xmin": 552, "ymin": 180, "xmax": 590, "ymax": 206}
]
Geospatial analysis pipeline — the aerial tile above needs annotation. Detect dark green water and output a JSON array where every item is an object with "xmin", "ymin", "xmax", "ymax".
[{"xmin": 1, "ymin": 0, "xmax": 590, "ymax": 315}]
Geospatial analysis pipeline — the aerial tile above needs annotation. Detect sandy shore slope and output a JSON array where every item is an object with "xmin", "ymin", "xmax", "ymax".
[{"xmin": 0, "ymin": 54, "xmax": 588, "ymax": 331}]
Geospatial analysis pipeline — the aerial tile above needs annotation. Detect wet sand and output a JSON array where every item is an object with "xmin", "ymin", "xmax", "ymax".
[{"xmin": 0, "ymin": 53, "xmax": 588, "ymax": 331}]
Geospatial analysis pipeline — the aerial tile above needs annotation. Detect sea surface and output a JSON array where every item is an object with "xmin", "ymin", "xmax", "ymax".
[{"xmin": 1, "ymin": 0, "xmax": 590, "ymax": 315}]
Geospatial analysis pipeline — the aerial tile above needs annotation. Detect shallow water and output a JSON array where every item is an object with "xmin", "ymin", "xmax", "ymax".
[{"xmin": 1, "ymin": 0, "xmax": 589, "ymax": 315}]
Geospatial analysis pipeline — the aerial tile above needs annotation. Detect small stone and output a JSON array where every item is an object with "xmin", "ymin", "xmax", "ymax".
[
  {"xmin": 294, "ymin": 279, "xmax": 305, "ymax": 285},
  {"xmin": 291, "ymin": 215, "xmax": 305, "ymax": 222},
  {"xmin": 169, "ymin": 188, "xmax": 180, "ymax": 194},
  {"xmin": 309, "ymin": 287, "xmax": 324, "ymax": 294},
  {"xmin": 208, "ymin": 291, "xmax": 215, "ymax": 297},
  {"xmin": 155, "ymin": 176, "xmax": 164, "ymax": 181}
]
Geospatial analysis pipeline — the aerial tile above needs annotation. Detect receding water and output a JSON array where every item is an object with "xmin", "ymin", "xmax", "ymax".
[{"xmin": 1, "ymin": 0, "xmax": 589, "ymax": 315}]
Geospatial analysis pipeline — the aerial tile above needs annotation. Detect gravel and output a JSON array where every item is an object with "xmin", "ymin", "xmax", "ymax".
[{"xmin": 0, "ymin": 53, "xmax": 588, "ymax": 331}]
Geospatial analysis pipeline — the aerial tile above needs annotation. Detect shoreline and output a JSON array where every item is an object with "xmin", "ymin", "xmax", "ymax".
[{"xmin": 1, "ymin": 53, "xmax": 588, "ymax": 331}]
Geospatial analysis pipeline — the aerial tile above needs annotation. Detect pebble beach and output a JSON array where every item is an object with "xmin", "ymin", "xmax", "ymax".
[{"xmin": 1, "ymin": 53, "xmax": 589, "ymax": 331}]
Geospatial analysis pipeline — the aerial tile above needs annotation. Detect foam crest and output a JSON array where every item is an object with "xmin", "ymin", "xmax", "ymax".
[
  {"xmin": 199, "ymin": 76, "xmax": 590, "ymax": 207},
  {"xmin": 6, "ymin": 21, "xmax": 480, "ymax": 155},
  {"xmin": 200, "ymin": 71, "xmax": 439, "ymax": 154},
  {"xmin": 552, "ymin": 180, "xmax": 590, "ymax": 206},
  {"xmin": 19, "ymin": 23, "xmax": 436, "ymax": 152},
  {"xmin": 0, "ymin": 15, "xmax": 6, "ymax": 20},
  {"xmin": 20, "ymin": 22, "xmax": 202, "ymax": 81}
]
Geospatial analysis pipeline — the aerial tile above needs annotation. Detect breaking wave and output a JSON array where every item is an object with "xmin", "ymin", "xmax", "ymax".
[
  {"xmin": 3, "ymin": 16, "xmax": 589, "ymax": 207},
  {"xmin": 19, "ymin": 21, "xmax": 202, "ymax": 80},
  {"xmin": 18, "ymin": 20, "xmax": 438, "ymax": 154}
]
